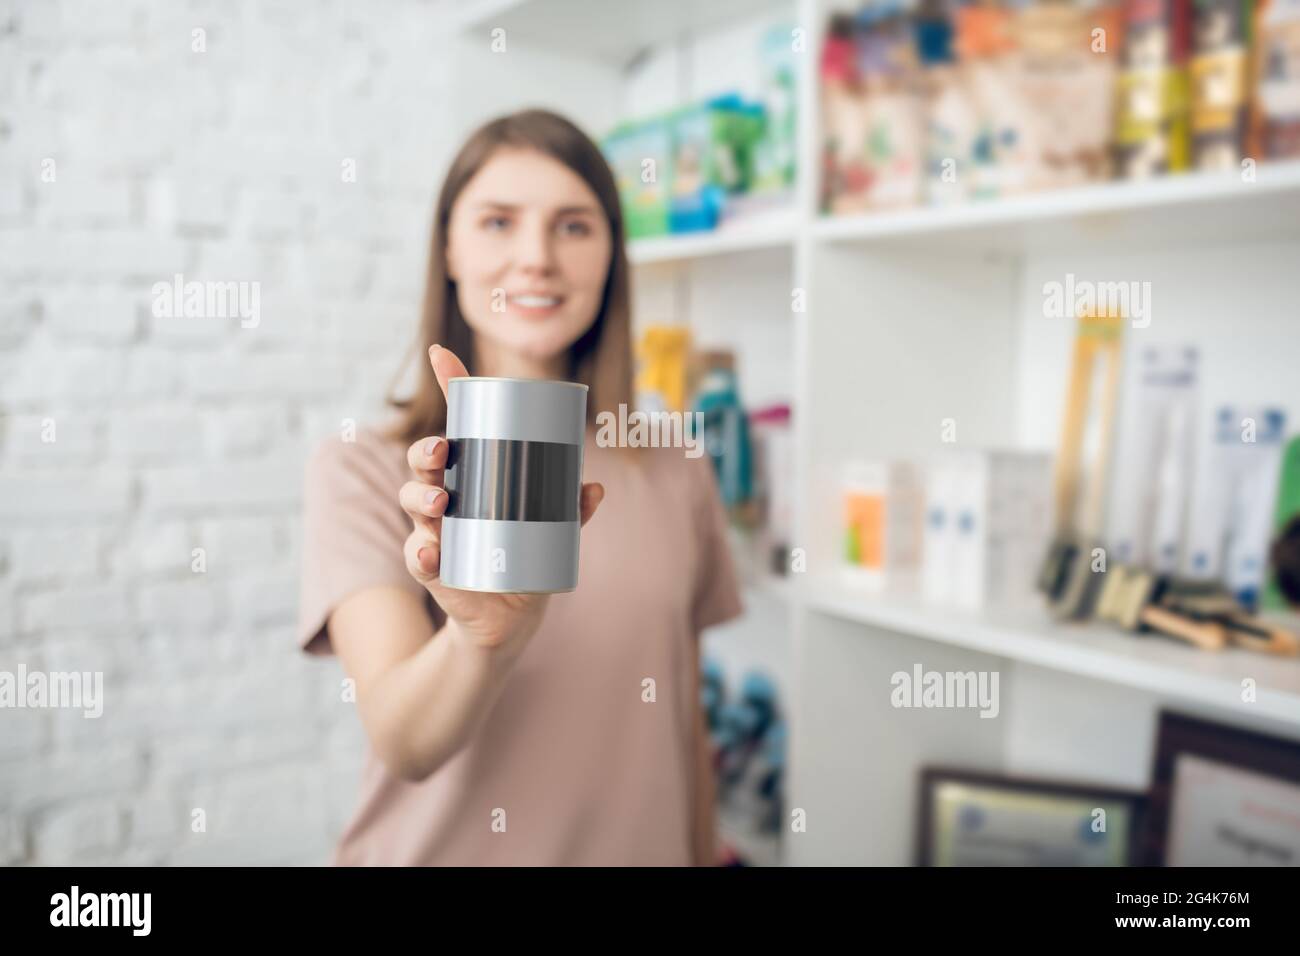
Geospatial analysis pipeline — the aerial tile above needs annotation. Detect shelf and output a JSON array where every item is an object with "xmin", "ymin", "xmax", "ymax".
[
  {"xmin": 455, "ymin": 0, "xmax": 791, "ymax": 66},
  {"xmin": 629, "ymin": 163, "xmax": 1300, "ymax": 264},
  {"xmin": 800, "ymin": 582, "xmax": 1300, "ymax": 727},
  {"xmin": 746, "ymin": 573, "xmax": 797, "ymax": 603},
  {"xmin": 811, "ymin": 161, "xmax": 1300, "ymax": 255},
  {"xmin": 628, "ymin": 210, "xmax": 796, "ymax": 266}
]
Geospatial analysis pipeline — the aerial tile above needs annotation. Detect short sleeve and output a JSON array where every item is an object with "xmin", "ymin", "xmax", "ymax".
[
  {"xmin": 690, "ymin": 454, "xmax": 745, "ymax": 633},
  {"xmin": 297, "ymin": 432, "xmax": 429, "ymax": 656}
]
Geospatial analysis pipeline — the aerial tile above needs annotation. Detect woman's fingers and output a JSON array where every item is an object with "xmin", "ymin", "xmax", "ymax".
[
  {"xmin": 579, "ymin": 482, "xmax": 605, "ymax": 528},
  {"xmin": 429, "ymin": 344, "xmax": 470, "ymax": 404},
  {"xmin": 404, "ymin": 527, "xmax": 441, "ymax": 585},
  {"xmin": 400, "ymin": 479, "xmax": 449, "ymax": 532},
  {"xmin": 406, "ymin": 434, "xmax": 449, "ymax": 483}
]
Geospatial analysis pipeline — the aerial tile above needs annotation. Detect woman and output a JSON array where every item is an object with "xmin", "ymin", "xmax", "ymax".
[{"xmin": 297, "ymin": 109, "xmax": 744, "ymax": 866}]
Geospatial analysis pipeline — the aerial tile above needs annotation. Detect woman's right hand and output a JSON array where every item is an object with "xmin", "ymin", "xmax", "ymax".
[{"xmin": 400, "ymin": 345, "xmax": 605, "ymax": 659}]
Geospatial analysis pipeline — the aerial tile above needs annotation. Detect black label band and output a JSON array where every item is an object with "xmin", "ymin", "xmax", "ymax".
[{"xmin": 444, "ymin": 437, "xmax": 581, "ymax": 522}]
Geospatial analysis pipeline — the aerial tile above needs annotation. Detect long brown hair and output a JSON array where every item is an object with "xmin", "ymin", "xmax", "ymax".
[{"xmin": 388, "ymin": 109, "xmax": 634, "ymax": 445}]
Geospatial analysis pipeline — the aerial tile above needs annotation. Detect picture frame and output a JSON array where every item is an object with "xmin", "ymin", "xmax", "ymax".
[
  {"xmin": 1140, "ymin": 711, "xmax": 1300, "ymax": 866},
  {"xmin": 916, "ymin": 767, "xmax": 1145, "ymax": 867}
]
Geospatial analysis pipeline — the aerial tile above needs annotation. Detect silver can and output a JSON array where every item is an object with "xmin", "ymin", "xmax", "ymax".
[{"xmin": 440, "ymin": 377, "xmax": 588, "ymax": 593}]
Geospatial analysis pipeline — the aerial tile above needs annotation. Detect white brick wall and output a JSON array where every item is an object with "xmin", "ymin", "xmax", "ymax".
[{"xmin": 0, "ymin": 0, "xmax": 462, "ymax": 864}]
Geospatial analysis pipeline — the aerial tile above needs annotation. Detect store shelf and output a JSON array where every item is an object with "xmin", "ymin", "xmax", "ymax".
[
  {"xmin": 801, "ymin": 581, "xmax": 1300, "ymax": 727},
  {"xmin": 747, "ymin": 572, "xmax": 797, "ymax": 604},
  {"xmin": 628, "ymin": 210, "xmax": 797, "ymax": 266},
  {"xmin": 455, "ymin": 0, "xmax": 791, "ymax": 65},
  {"xmin": 811, "ymin": 161, "xmax": 1300, "ymax": 254}
]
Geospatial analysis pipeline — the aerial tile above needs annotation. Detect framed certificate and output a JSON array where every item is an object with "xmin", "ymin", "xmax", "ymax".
[
  {"xmin": 1141, "ymin": 712, "xmax": 1300, "ymax": 866},
  {"xmin": 917, "ymin": 767, "xmax": 1144, "ymax": 866}
]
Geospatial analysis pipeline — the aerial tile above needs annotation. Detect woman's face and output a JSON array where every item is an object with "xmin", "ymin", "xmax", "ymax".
[{"xmin": 445, "ymin": 147, "xmax": 613, "ymax": 367}]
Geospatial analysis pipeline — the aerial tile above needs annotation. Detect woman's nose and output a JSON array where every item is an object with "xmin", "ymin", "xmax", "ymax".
[{"xmin": 514, "ymin": 221, "xmax": 557, "ymax": 274}]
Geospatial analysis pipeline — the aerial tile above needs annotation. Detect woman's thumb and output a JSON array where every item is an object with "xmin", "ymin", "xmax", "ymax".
[{"xmin": 429, "ymin": 344, "xmax": 470, "ymax": 402}]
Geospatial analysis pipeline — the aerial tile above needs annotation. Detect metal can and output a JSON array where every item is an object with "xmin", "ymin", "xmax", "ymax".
[{"xmin": 440, "ymin": 377, "xmax": 588, "ymax": 593}]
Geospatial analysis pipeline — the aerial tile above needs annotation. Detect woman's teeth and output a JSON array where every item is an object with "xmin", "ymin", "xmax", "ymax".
[{"xmin": 511, "ymin": 295, "xmax": 561, "ymax": 308}]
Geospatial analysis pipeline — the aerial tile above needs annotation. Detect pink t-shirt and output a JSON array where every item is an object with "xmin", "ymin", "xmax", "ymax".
[{"xmin": 297, "ymin": 425, "xmax": 744, "ymax": 865}]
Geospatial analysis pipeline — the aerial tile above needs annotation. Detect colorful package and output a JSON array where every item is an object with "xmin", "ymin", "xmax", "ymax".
[
  {"xmin": 1016, "ymin": 1, "xmax": 1122, "ymax": 189},
  {"xmin": 602, "ymin": 117, "xmax": 672, "ymax": 238},
  {"xmin": 1191, "ymin": 0, "xmax": 1253, "ymax": 169},
  {"xmin": 956, "ymin": 1, "xmax": 1038, "ymax": 198},
  {"xmin": 694, "ymin": 353, "xmax": 753, "ymax": 512},
  {"xmin": 752, "ymin": 24, "xmax": 799, "ymax": 198},
  {"xmin": 1253, "ymin": 0, "xmax": 1300, "ymax": 157},
  {"xmin": 820, "ymin": 13, "xmax": 864, "ymax": 212},
  {"xmin": 917, "ymin": 0, "xmax": 976, "ymax": 204},
  {"xmin": 842, "ymin": 461, "xmax": 923, "ymax": 592},
  {"xmin": 854, "ymin": 2, "xmax": 926, "ymax": 209},
  {"xmin": 635, "ymin": 325, "xmax": 692, "ymax": 413},
  {"xmin": 1116, "ymin": 0, "xmax": 1193, "ymax": 177},
  {"xmin": 669, "ymin": 95, "xmax": 763, "ymax": 233}
]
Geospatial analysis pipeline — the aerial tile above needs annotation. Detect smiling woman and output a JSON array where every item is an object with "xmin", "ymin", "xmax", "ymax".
[{"xmin": 296, "ymin": 109, "xmax": 744, "ymax": 866}]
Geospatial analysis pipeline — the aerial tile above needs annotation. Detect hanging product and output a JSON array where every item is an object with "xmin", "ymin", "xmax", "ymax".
[
  {"xmin": 1037, "ymin": 311, "xmax": 1126, "ymax": 619},
  {"xmin": 1105, "ymin": 345, "xmax": 1199, "ymax": 573}
]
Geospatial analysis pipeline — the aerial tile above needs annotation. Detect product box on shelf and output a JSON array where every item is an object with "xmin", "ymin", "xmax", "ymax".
[
  {"xmin": 603, "ymin": 116, "xmax": 672, "ymax": 238},
  {"xmin": 1105, "ymin": 345, "xmax": 1199, "ymax": 574},
  {"xmin": 1116, "ymin": 0, "xmax": 1194, "ymax": 177},
  {"xmin": 1016, "ymin": 0, "xmax": 1122, "ymax": 189},
  {"xmin": 1183, "ymin": 406, "xmax": 1288, "ymax": 607},
  {"xmin": 923, "ymin": 450, "xmax": 1054, "ymax": 610},
  {"xmin": 821, "ymin": 4, "xmax": 926, "ymax": 213},
  {"xmin": 669, "ymin": 95, "xmax": 764, "ymax": 233},
  {"xmin": 841, "ymin": 460, "xmax": 924, "ymax": 592},
  {"xmin": 751, "ymin": 23, "xmax": 800, "ymax": 199},
  {"xmin": 918, "ymin": 0, "xmax": 973, "ymax": 206},
  {"xmin": 1190, "ymin": 0, "xmax": 1254, "ymax": 169},
  {"xmin": 1253, "ymin": 0, "xmax": 1300, "ymax": 158},
  {"xmin": 955, "ymin": 0, "xmax": 1038, "ymax": 198}
]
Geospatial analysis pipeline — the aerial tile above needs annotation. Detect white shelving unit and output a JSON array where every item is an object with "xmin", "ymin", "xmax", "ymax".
[
  {"xmin": 454, "ymin": 0, "xmax": 1300, "ymax": 866},
  {"xmin": 628, "ymin": 209, "xmax": 797, "ymax": 265},
  {"xmin": 800, "ymin": 582, "xmax": 1300, "ymax": 725}
]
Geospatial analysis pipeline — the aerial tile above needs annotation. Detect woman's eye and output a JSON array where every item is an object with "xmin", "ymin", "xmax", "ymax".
[
  {"xmin": 558, "ymin": 219, "xmax": 591, "ymax": 237},
  {"xmin": 482, "ymin": 216, "xmax": 510, "ymax": 231}
]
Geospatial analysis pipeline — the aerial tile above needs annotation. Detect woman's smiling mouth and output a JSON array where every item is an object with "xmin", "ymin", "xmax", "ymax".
[{"xmin": 508, "ymin": 292, "xmax": 566, "ymax": 316}]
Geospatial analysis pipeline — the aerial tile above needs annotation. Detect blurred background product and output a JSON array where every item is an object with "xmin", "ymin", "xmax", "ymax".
[
  {"xmin": 1183, "ymin": 406, "xmax": 1287, "ymax": 604},
  {"xmin": 703, "ymin": 659, "xmax": 786, "ymax": 866},
  {"xmin": 1105, "ymin": 345, "xmax": 1198, "ymax": 573},
  {"xmin": 693, "ymin": 350, "xmax": 755, "ymax": 515},
  {"xmin": 1117, "ymin": 0, "xmax": 1193, "ymax": 178},
  {"xmin": 817, "ymin": 0, "xmax": 1300, "ymax": 213},
  {"xmin": 748, "ymin": 404, "xmax": 795, "ymax": 575},
  {"xmin": 1191, "ymin": 0, "xmax": 1252, "ymax": 169},
  {"xmin": 635, "ymin": 325, "xmax": 692, "ymax": 412},
  {"xmin": 1254, "ymin": 0, "xmax": 1300, "ymax": 158},
  {"xmin": 840, "ymin": 461, "xmax": 923, "ymax": 591},
  {"xmin": 604, "ymin": 116, "xmax": 674, "ymax": 238},
  {"xmin": 602, "ymin": 23, "xmax": 799, "ymax": 238},
  {"xmin": 923, "ymin": 450, "xmax": 1053, "ymax": 610},
  {"xmin": 1037, "ymin": 311, "xmax": 1125, "ymax": 620},
  {"xmin": 1264, "ymin": 439, "xmax": 1300, "ymax": 608}
]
